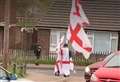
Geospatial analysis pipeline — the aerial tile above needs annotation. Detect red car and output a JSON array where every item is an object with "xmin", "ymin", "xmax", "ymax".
[
  {"xmin": 90, "ymin": 51, "xmax": 120, "ymax": 82},
  {"xmin": 84, "ymin": 52, "xmax": 115, "ymax": 82}
]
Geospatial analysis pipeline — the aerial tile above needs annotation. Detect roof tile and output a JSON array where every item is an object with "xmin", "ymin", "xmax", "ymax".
[{"xmin": 38, "ymin": 0, "xmax": 120, "ymax": 31}]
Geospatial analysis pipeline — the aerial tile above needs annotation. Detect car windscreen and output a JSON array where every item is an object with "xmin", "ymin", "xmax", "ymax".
[
  {"xmin": 105, "ymin": 54, "xmax": 120, "ymax": 68},
  {"xmin": 103, "ymin": 53, "xmax": 114, "ymax": 63}
]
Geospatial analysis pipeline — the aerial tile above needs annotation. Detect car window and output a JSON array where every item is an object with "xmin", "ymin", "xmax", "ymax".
[
  {"xmin": 105, "ymin": 54, "xmax": 120, "ymax": 67},
  {"xmin": 0, "ymin": 68, "xmax": 7, "ymax": 79}
]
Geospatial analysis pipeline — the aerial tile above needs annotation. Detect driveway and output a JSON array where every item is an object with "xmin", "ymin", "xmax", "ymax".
[{"xmin": 25, "ymin": 66, "xmax": 85, "ymax": 82}]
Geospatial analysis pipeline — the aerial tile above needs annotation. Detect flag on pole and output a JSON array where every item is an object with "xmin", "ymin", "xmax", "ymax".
[
  {"xmin": 56, "ymin": 36, "xmax": 65, "ymax": 50},
  {"xmin": 67, "ymin": 0, "xmax": 92, "ymax": 59},
  {"xmin": 54, "ymin": 36, "xmax": 65, "ymax": 75}
]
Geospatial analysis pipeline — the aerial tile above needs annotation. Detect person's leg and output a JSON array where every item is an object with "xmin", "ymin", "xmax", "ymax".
[{"xmin": 54, "ymin": 62, "xmax": 60, "ymax": 76}]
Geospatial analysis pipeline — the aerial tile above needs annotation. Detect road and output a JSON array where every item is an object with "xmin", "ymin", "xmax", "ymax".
[{"xmin": 26, "ymin": 68, "xmax": 85, "ymax": 82}]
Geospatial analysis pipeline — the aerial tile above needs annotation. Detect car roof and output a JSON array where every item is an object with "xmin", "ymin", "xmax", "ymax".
[
  {"xmin": 88, "ymin": 51, "xmax": 120, "ymax": 68},
  {"xmin": 114, "ymin": 51, "xmax": 120, "ymax": 55}
]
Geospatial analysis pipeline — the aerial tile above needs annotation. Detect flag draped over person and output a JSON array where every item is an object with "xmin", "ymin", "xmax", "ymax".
[
  {"xmin": 54, "ymin": 36, "xmax": 65, "ymax": 76},
  {"xmin": 67, "ymin": 0, "xmax": 92, "ymax": 59},
  {"xmin": 56, "ymin": 36, "xmax": 65, "ymax": 51}
]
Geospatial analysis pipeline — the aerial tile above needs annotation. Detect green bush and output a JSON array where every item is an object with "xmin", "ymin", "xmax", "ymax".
[
  {"xmin": 74, "ymin": 60, "xmax": 94, "ymax": 66},
  {"xmin": 34, "ymin": 57, "xmax": 56, "ymax": 65},
  {"xmin": 72, "ymin": 56, "xmax": 95, "ymax": 66}
]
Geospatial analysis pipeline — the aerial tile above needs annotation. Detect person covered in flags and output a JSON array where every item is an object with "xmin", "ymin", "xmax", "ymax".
[
  {"xmin": 54, "ymin": 36, "xmax": 72, "ymax": 77},
  {"xmin": 60, "ymin": 43, "xmax": 71, "ymax": 77},
  {"xmin": 54, "ymin": 36, "xmax": 64, "ymax": 76}
]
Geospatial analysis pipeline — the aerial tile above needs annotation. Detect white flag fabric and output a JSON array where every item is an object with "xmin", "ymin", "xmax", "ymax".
[
  {"xmin": 56, "ymin": 36, "xmax": 65, "ymax": 50},
  {"xmin": 67, "ymin": 0, "xmax": 92, "ymax": 59}
]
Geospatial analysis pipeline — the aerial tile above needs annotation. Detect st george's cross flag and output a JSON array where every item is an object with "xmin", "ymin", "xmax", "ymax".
[
  {"xmin": 56, "ymin": 36, "xmax": 65, "ymax": 50},
  {"xmin": 67, "ymin": 0, "xmax": 92, "ymax": 59}
]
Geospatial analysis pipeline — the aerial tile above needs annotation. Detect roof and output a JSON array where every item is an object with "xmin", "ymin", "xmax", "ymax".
[
  {"xmin": 38, "ymin": 0, "xmax": 120, "ymax": 31},
  {"xmin": 37, "ymin": 0, "xmax": 71, "ymax": 29}
]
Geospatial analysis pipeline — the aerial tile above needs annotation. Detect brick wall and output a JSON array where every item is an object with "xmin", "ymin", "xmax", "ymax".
[
  {"xmin": 0, "ymin": 0, "xmax": 5, "ymax": 22},
  {"xmin": 10, "ymin": 0, "xmax": 16, "ymax": 24},
  {"xmin": 37, "ymin": 29, "xmax": 50, "ymax": 56},
  {"xmin": 9, "ymin": 27, "xmax": 35, "ymax": 50},
  {"xmin": 0, "ymin": 0, "xmax": 16, "ymax": 24},
  {"xmin": 9, "ymin": 27, "xmax": 22, "ymax": 49}
]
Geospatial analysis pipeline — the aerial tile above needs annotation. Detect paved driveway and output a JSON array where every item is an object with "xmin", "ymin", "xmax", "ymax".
[{"xmin": 26, "ymin": 68, "xmax": 85, "ymax": 82}]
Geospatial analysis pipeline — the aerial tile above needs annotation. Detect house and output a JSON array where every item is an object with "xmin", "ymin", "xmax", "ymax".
[
  {"xmin": 0, "ymin": 0, "xmax": 120, "ymax": 56},
  {"xmin": 37, "ymin": 0, "xmax": 120, "ymax": 55}
]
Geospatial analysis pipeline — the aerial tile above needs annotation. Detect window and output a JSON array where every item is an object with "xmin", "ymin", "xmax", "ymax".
[
  {"xmin": 94, "ymin": 31, "xmax": 110, "ymax": 53},
  {"xmin": 90, "ymin": 31, "xmax": 118, "ymax": 53},
  {"xmin": 50, "ymin": 30, "xmax": 118, "ymax": 53},
  {"xmin": 50, "ymin": 31, "xmax": 57, "ymax": 48},
  {"xmin": 60, "ymin": 31, "xmax": 66, "ymax": 39},
  {"xmin": 110, "ymin": 32, "xmax": 118, "ymax": 52},
  {"xmin": 50, "ymin": 30, "xmax": 66, "ymax": 52},
  {"xmin": 86, "ymin": 31, "xmax": 94, "ymax": 51}
]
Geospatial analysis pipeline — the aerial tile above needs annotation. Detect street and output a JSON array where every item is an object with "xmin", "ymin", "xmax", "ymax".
[{"xmin": 26, "ymin": 68, "xmax": 85, "ymax": 82}]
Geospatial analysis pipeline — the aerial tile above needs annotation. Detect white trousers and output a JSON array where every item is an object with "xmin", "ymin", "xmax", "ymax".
[{"xmin": 54, "ymin": 61, "xmax": 70, "ymax": 76}]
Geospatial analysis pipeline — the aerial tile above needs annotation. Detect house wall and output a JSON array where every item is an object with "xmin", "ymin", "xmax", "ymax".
[
  {"xmin": 22, "ymin": 31, "xmax": 33, "ymax": 50},
  {"xmin": 9, "ymin": 27, "xmax": 36, "ymax": 50},
  {"xmin": 0, "ymin": 0, "xmax": 16, "ymax": 24},
  {"xmin": 9, "ymin": 27, "xmax": 16, "ymax": 49},
  {"xmin": 10, "ymin": 0, "xmax": 16, "ymax": 24},
  {"xmin": 49, "ymin": 29, "xmax": 66, "ymax": 52},
  {"xmin": 0, "ymin": 0, "xmax": 4, "ymax": 22},
  {"xmin": 37, "ymin": 29, "xmax": 50, "ymax": 56},
  {"xmin": 9, "ymin": 28, "xmax": 51, "ymax": 56}
]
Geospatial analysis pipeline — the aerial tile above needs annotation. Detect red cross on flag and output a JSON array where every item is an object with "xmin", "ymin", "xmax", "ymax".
[{"xmin": 67, "ymin": 0, "xmax": 92, "ymax": 59}]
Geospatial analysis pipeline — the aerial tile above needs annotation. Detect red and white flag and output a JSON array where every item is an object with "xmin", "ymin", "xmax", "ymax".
[
  {"xmin": 67, "ymin": 0, "xmax": 92, "ymax": 59},
  {"xmin": 56, "ymin": 36, "xmax": 65, "ymax": 50}
]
